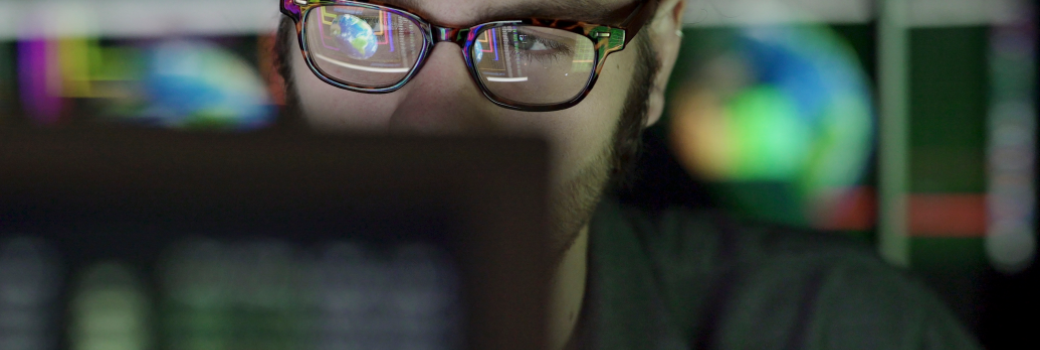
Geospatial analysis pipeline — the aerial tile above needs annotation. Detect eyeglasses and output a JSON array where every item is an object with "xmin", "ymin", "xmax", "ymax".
[{"xmin": 280, "ymin": 0, "xmax": 657, "ymax": 112}]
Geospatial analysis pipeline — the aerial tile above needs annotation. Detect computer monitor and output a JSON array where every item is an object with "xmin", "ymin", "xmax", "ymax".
[{"xmin": 0, "ymin": 128, "xmax": 551, "ymax": 350}]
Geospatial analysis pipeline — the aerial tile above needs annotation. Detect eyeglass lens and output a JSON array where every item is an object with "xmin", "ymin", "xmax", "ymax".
[
  {"xmin": 305, "ymin": 5, "xmax": 599, "ymax": 106},
  {"xmin": 471, "ymin": 26, "xmax": 597, "ymax": 106},
  {"xmin": 305, "ymin": 5, "xmax": 425, "ymax": 88}
]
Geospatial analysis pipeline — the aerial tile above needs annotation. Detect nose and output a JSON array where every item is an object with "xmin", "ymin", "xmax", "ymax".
[{"xmin": 387, "ymin": 42, "xmax": 499, "ymax": 134}]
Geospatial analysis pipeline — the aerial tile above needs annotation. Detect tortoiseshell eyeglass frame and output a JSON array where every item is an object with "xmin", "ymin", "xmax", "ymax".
[{"xmin": 281, "ymin": 0, "xmax": 658, "ymax": 112}]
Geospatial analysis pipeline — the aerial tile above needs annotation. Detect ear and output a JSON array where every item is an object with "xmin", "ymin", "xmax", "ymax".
[{"xmin": 644, "ymin": 0, "xmax": 686, "ymax": 127}]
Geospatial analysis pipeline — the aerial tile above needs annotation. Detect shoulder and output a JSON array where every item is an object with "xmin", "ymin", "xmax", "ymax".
[
  {"xmin": 603, "ymin": 200, "xmax": 981, "ymax": 350},
  {"xmin": 606, "ymin": 199, "xmax": 880, "ymax": 281}
]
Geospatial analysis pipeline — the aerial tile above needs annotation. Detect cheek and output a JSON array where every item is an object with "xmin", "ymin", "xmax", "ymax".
[
  {"xmin": 517, "ymin": 49, "xmax": 637, "ymax": 182},
  {"xmin": 290, "ymin": 41, "xmax": 400, "ymax": 131}
]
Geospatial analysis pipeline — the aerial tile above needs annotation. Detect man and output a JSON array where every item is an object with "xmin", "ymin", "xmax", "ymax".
[{"xmin": 274, "ymin": 0, "xmax": 981, "ymax": 349}]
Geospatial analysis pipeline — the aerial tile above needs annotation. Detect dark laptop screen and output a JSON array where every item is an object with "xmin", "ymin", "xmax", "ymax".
[{"xmin": 0, "ymin": 129, "xmax": 550, "ymax": 350}]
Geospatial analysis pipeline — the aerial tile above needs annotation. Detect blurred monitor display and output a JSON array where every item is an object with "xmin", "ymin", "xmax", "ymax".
[
  {"xmin": 0, "ymin": 129, "xmax": 551, "ymax": 350},
  {"xmin": 8, "ymin": 36, "xmax": 278, "ymax": 130},
  {"xmin": 0, "ymin": 0, "xmax": 280, "ymax": 130},
  {"xmin": 667, "ymin": 24, "xmax": 876, "ymax": 231}
]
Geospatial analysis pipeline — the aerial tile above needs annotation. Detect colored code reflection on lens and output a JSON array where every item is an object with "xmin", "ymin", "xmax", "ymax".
[
  {"xmin": 306, "ymin": 5, "xmax": 425, "ymax": 88},
  {"xmin": 473, "ymin": 26, "xmax": 597, "ymax": 105}
]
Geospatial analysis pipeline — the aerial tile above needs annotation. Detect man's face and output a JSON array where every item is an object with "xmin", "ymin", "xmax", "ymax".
[{"xmin": 284, "ymin": 0, "xmax": 672, "ymax": 253}]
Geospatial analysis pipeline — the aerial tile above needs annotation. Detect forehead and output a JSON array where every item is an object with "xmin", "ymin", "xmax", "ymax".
[{"xmin": 374, "ymin": 0, "xmax": 635, "ymax": 26}]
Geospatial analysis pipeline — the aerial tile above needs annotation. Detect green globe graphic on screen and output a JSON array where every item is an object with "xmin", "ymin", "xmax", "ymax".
[
  {"xmin": 335, "ymin": 14, "xmax": 379, "ymax": 60},
  {"xmin": 671, "ymin": 25, "xmax": 875, "ymax": 228}
]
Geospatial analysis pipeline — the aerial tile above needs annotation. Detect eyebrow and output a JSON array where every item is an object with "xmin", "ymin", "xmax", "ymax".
[{"xmin": 374, "ymin": 0, "xmax": 637, "ymax": 26}]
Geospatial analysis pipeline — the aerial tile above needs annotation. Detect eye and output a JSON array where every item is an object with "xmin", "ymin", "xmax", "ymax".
[
  {"xmin": 514, "ymin": 33, "xmax": 563, "ymax": 53},
  {"xmin": 524, "ymin": 38, "xmax": 553, "ymax": 52},
  {"xmin": 514, "ymin": 33, "xmax": 535, "ymax": 50}
]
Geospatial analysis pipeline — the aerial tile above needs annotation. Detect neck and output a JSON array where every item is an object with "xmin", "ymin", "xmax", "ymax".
[{"xmin": 547, "ymin": 225, "xmax": 590, "ymax": 350}]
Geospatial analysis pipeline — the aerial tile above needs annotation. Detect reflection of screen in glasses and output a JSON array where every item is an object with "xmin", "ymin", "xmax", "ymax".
[
  {"xmin": 472, "ymin": 27, "xmax": 595, "ymax": 84},
  {"xmin": 311, "ymin": 6, "xmax": 422, "ymax": 74},
  {"xmin": 305, "ymin": 5, "xmax": 598, "ymax": 97}
]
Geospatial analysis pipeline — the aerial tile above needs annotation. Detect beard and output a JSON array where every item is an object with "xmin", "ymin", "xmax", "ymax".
[
  {"xmin": 545, "ymin": 34, "xmax": 660, "ymax": 261},
  {"xmin": 547, "ymin": 145, "xmax": 614, "ymax": 260}
]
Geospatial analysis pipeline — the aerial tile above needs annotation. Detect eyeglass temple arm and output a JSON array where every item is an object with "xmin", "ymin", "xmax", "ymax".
[
  {"xmin": 282, "ymin": 0, "xmax": 303, "ymax": 20},
  {"xmin": 620, "ymin": 0, "xmax": 660, "ymax": 45}
]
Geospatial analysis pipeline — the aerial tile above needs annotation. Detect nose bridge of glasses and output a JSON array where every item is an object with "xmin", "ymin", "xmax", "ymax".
[{"xmin": 431, "ymin": 26, "xmax": 471, "ymax": 46}]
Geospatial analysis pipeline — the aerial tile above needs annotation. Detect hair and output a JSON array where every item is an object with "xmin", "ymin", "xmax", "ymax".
[{"xmin": 272, "ymin": 15, "xmax": 660, "ymax": 186}]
